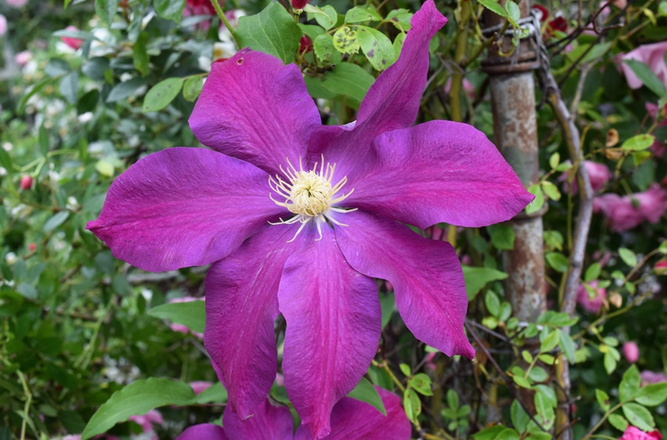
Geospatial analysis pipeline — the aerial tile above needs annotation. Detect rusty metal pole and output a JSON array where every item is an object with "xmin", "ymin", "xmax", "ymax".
[{"xmin": 482, "ymin": 1, "xmax": 546, "ymax": 324}]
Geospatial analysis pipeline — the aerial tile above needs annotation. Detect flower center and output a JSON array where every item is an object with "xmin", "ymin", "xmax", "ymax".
[{"xmin": 269, "ymin": 156, "xmax": 355, "ymax": 241}]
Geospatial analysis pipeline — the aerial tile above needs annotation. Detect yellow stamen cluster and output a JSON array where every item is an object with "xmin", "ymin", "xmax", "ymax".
[{"xmin": 269, "ymin": 156, "xmax": 355, "ymax": 241}]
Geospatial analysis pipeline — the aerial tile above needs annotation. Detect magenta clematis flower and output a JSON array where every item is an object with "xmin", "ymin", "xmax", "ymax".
[
  {"xmin": 176, "ymin": 387, "xmax": 411, "ymax": 440},
  {"xmin": 86, "ymin": 0, "xmax": 531, "ymax": 436}
]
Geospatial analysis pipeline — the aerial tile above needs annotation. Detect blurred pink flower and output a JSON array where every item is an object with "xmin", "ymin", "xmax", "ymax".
[
  {"xmin": 619, "ymin": 426, "xmax": 663, "ymax": 440},
  {"xmin": 183, "ymin": 0, "xmax": 225, "ymax": 31},
  {"xmin": 621, "ymin": 41, "xmax": 667, "ymax": 90},
  {"xmin": 275, "ymin": 372, "xmax": 285, "ymax": 386},
  {"xmin": 640, "ymin": 370, "xmax": 667, "ymax": 385},
  {"xmin": 129, "ymin": 409, "xmax": 163, "ymax": 440},
  {"xmin": 425, "ymin": 352, "xmax": 437, "ymax": 372},
  {"xmin": 576, "ymin": 281, "xmax": 606, "ymax": 314},
  {"xmin": 169, "ymin": 296, "xmax": 204, "ymax": 339},
  {"xmin": 645, "ymin": 102, "xmax": 667, "ymax": 157},
  {"xmin": 61, "ymin": 26, "xmax": 83, "ymax": 50},
  {"xmin": 622, "ymin": 341, "xmax": 639, "ymax": 363},
  {"xmin": 444, "ymin": 78, "xmax": 475, "ymax": 99},
  {"xmin": 190, "ymin": 381, "xmax": 213, "ymax": 394},
  {"xmin": 6, "ymin": 0, "xmax": 29, "ymax": 7},
  {"xmin": 0, "ymin": 14, "xmax": 7, "ymax": 37},
  {"xmin": 593, "ymin": 184, "xmax": 667, "ymax": 232},
  {"xmin": 15, "ymin": 51, "xmax": 32, "ymax": 67},
  {"xmin": 560, "ymin": 161, "xmax": 611, "ymax": 194},
  {"xmin": 655, "ymin": 260, "xmax": 667, "ymax": 275}
]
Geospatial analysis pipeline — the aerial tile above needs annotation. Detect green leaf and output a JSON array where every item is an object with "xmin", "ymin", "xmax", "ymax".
[
  {"xmin": 472, "ymin": 426, "xmax": 506, "ymax": 440},
  {"xmin": 53, "ymin": 29, "xmax": 99, "ymax": 41},
  {"xmin": 60, "ymin": 72, "xmax": 79, "ymax": 105},
  {"xmin": 609, "ymin": 414, "xmax": 629, "ymax": 432},
  {"xmin": 298, "ymin": 23, "xmax": 324, "ymax": 40},
  {"xmin": 345, "ymin": 6, "xmax": 381, "ymax": 23},
  {"xmin": 487, "ymin": 223, "xmax": 515, "ymax": 250},
  {"xmin": 304, "ymin": 4, "xmax": 338, "ymax": 30},
  {"xmin": 558, "ymin": 330, "xmax": 576, "ymax": 364},
  {"xmin": 399, "ymin": 363, "xmax": 411, "ymax": 377},
  {"xmin": 106, "ymin": 78, "xmax": 148, "ymax": 103},
  {"xmin": 513, "ymin": 376, "xmax": 531, "ymax": 389},
  {"xmin": 132, "ymin": 32, "xmax": 150, "ymax": 77},
  {"xmin": 478, "ymin": 0, "xmax": 509, "ymax": 18},
  {"xmin": 142, "ymin": 78, "xmax": 184, "ymax": 113},
  {"xmin": 525, "ymin": 184, "xmax": 544, "ymax": 215},
  {"xmin": 147, "ymin": 300, "xmax": 205, "ymax": 334},
  {"xmin": 623, "ymin": 59, "xmax": 667, "ymax": 99},
  {"xmin": 95, "ymin": 0, "xmax": 118, "ymax": 27},
  {"xmin": 462, "ymin": 266, "xmax": 508, "ymax": 300},
  {"xmin": 622, "ymin": 402, "xmax": 655, "ymax": 431},
  {"xmin": 498, "ymin": 302, "xmax": 512, "ymax": 322},
  {"xmin": 634, "ymin": 383, "xmax": 667, "ymax": 406},
  {"xmin": 81, "ymin": 379, "xmax": 195, "ymax": 439},
  {"xmin": 595, "ymin": 389, "xmax": 610, "ymax": 411},
  {"xmin": 540, "ymin": 329, "xmax": 560, "ymax": 353},
  {"xmin": 182, "ymin": 76, "xmax": 204, "ymax": 102},
  {"xmin": 497, "ymin": 428, "xmax": 520, "ymax": 440},
  {"xmin": 403, "ymin": 388, "xmax": 421, "ymax": 422},
  {"xmin": 542, "ymin": 181, "xmax": 561, "ymax": 201},
  {"xmin": 485, "ymin": 291, "xmax": 500, "ymax": 318},
  {"xmin": 620, "ymin": 365, "xmax": 641, "ymax": 402},
  {"xmin": 237, "ymin": 3, "xmax": 302, "ymax": 63},
  {"xmin": 446, "ymin": 389, "xmax": 459, "ymax": 409},
  {"xmin": 534, "ymin": 390, "xmax": 555, "ymax": 427},
  {"xmin": 505, "ymin": 1, "xmax": 520, "ymax": 22},
  {"xmin": 511, "ymin": 399, "xmax": 529, "ymax": 433},
  {"xmin": 333, "ymin": 27, "xmax": 360, "ymax": 54},
  {"xmin": 526, "ymin": 433, "xmax": 552, "ymax": 440},
  {"xmin": 549, "ymin": 152, "xmax": 560, "ymax": 170},
  {"xmin": 347, "ymin": 377, "xmax": 386, "ymax": 415},
  {"xmin": 409, "ymin": 373, "xmax": 433, "ymax": 396},
  {"xmin": 191, "ymin": 382, "xmax": 227, "ymax": 404},
  {"xmin": 385, "ymin": 9, "xmax": 413, "ymax": 31},
  {"xmin": 584, "ymin": 263, "xmax": 601, "ymax": 282},
  {"xmin": 619, "ymin": 248, "xmax": 638, "ymax": 267},
  {"xmin": 321, "ymin": 62, "xmax": 375, "ymax": 103},
  {"xmin": 546, "ymin": 252, "xmax": 569, "ymax": 273},
  {"xmin": 380, "ymin": 293, "xmax": 394, "ymax": 329},
  {"xmin": 154, "ymin": 0, "xmax": 185, "ymax": 24},
  {"xmin": 621, "ymin": 134, "xmax": 655, "ymax": 151},
  {"xmin": 528, "ymin": 367, "xmax": 548, "ymax": 383},
  {"xmin": 44, "ymin": 212, "xmax": 70, "ymax": 232},
  {"xmin": 313, "ymin": 34, "xmax": 337, "ymax": 65},
  {"xmin": 357, "ymin": 25, "xmax": 396, "ymax": 71}
]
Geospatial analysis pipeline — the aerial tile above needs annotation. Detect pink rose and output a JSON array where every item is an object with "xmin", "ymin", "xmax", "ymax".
[
  {"xmin": 61, "ymin": 26, "xmax": 83, "ymax": 50},
  {"xmin": 576, "ymin": 280, "xmax": 606, "ymax": 314},
  {"xmin": 621, "ymin": 41, "xmax": 667, "ymax": 90},
  {"xmin": 622, "ymin": 341, "xmax": 639, "ymax": 363},
  {"xmin": 0, "ymin": 14, "xmax": 7, "ymax": 37},
  {"xmin": 15, "ymin": 51, "xmax": 32, "ymax": 67},
  {"xmin": 619, "ymin": 426, "xmax": 663, "ymax": 440},
  {"xmin": 640, "ymin": 370, "xmax": 667, "ymax": 386},
  {"xmin": 561, "ymin": 161, "xmax": 611, "ymax": 194},
  {"xmin": 593, "ymin": 184, "xmax": 667, "ymax": 232},
  {"xmin": 6, "ymin": 0, "xmax": 29, "ymax": 7}
]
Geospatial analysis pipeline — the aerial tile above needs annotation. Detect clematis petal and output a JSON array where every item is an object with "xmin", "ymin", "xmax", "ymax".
[
  {"xmin": 335, "ymin": 211, "xmax": 474, "ymax": 359},
  {"xmin": 278, "ymin": 227, "xmax": 381, "ymax": 438},
  {"xmin": 189, "ymin": 49, "xmax": 321, "ymax": 176},
  {"xmin": 205, "ymin": 223, "xmax": 305, "ymax": 419},
  {"xmin": 176, "ymin": 424, "xmax": 229, "ymax": 440},
  {"xmin": 307, "ymin": 0, "xmax": 446, "ymax": 171},
  {"xmin": 343, "ymin": 120, "xmax": 533, "ymax": 229},
  {"xmin": 294, "ymin": 387, "xmax": 411, "ymax": 440},
  {"xmin": 223, "ymin": 399, "xmax": 294, "ymax": 440},
  {"xmin": 86, "ymin": 147, "xmax": 285, "ymax": 272}
]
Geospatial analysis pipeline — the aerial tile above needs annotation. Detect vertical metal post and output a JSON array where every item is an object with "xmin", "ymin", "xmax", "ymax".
[{"xmin": 482, "ymin": 0, "xmax": 546, "ymax": 324}]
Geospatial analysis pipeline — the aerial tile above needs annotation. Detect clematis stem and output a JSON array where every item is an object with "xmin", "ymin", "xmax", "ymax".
[
  {"xmin": 372, "ymin": 360, "xmax": 405, "ymax": 392},
  {"xmin": 208, "ymin": 0, "xmax": 241, "ymax": 48}
]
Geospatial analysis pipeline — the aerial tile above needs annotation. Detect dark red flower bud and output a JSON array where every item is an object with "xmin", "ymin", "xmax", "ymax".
[
  {"xmin": 20, "ymin": 175, "xmax": 33, "ymax": 190},
  {"xmin": 299, "ymin": 35, "xmax": 313, "ymax": 53},
  {"xmin": 28, "ymin": 243, "xmax": 36, "ymax": 252},
  {"xmin": 532, "ymin": 4, "xmax": 549, "ymax": 22},
  {"xmin": 291, "ymin": 0, "xmax": 309, "ymax": 10},
  {"xmin": 547, "ymin": 16, "xmax": 568, "ymax": 33}
]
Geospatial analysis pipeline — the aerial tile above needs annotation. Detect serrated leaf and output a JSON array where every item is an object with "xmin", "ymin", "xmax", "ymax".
[
  {"xmin": 142, "ymin": 78, "xmax": 184, "ymax": 113},
  {"xmin": 347, "ymin": 377, "xmax": 386, "ymax": 415},
  {"xmin": 511, "ymin": 399, "xmax": 529, "ymax": 433},
  {"xmin": 182, "ymin": 76, "xmax": 204, "ymax": 102},
  {"xmin": 596, "ymin": 389, "xmax": 610, "ymax": 411},
  {"xmin": 609, "ymin": 414, "xmax": 629, "ymax": 431},
  {"xmin": 148, "ymin": 300, "xmax": 205, "ymax": 334},
  {"xmin": 478, "ymin": 0, "xmax": 509, "ymax": 18},
  {"xmin": 403, "ymin": 388, "xmax": 421, "ymax": 422},
  {"xmin": 619, "ymin": 248, "xmax": 638, "ymax": 267},
  {"xmin": 345, "ymin": 6, "xmax": 381, "ymax": 23},
  {"xmin": 313, "ymin": 34, "xmax": 337, "ymax": 64},
  {"xmin": 623, "ymin": 59, "xmax": 667, "ymax": 99},
  {"xmin": 237, "ymin": 3, "xmax": 302, "ymax": 63},
  {"xmin": 304, "ymin": 4, "xmax": 338, "ymax": 30},
  {"xmin": 620, "ymin": 365, "xmax": 641, "ymax": 402},
  {"xmin": 409, "ymin": 373, "xmax": 433, "ymax": 396},
  {"xmin": 621, "ymin": 134, "xmax": 655, "ymax": 151},
  {"xmin": 505, "ymin": 0, "xmax": 520, "ymax": 22},
  {"xmin": 462, "ymin": 266, "xmax": 508, "ymax": 300},
  {"xmin": 154, "ymin": 0, "xmax": 185, "ymax": 24},
  {"xmin": 385, "ymin": 9, "xmax": 413, "ymax": 31},
  {"xmin": 540, "ymin": 329, "xmax": 560, "ymax": 353},
  {"xmin": 96, "ymin": 0, "xmax": 118, "ymax": 27},
  {"xmin": 634, "ymin": 383, "xmax": 667, "ymax": 406},
  {"xmin": 333, "ymin": 27, "xmax": 359, "ymax": 54},
  {"xmin": 81, "ymin": 379, "xmax": 195, "ymax": 439},
  {"xmin": 623, "ymin": 402, "xmax": 655, "ymax": 431},
  {"xmin": 356, "ymin": 25, "xmax": 396, "ymax": 71},
  {"xmin": 559, "ymin": 330, "xmax": 576, "ymax": 364}
]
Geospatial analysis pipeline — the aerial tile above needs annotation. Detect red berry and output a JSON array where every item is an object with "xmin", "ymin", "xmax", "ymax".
[{"xmin": 20, "ymin": 175, "xmax": 33, "ymax": 190}]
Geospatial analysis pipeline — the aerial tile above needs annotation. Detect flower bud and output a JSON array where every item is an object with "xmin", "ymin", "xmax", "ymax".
[
  {"xmin": 291, "ymin": 0, "xmax": 309, "ymax": 10},
  {"xmin": 609, "ymin": 292, "xmax": 623, "ymax": 308},
  {"xmin": 61, "ymin": 26, "xmax": 84, "ymax": 50},
  {"xmin": 28, "ymin": 243, "xmax": 37, "ymax": 252},
  {"xmin": 623, "ymin": 341, "xmax": 639, "ymax": 363},
  {"xmin": 654, "ymin": 260, "xmax": 667, "ymax": 276},
  {"xmin": 20, "ymin": 175, "xmax": 33, "ymax": 190},
  {"xmin": 299, "ymin": 35, "xmax": 313, "ymax": 53}
]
